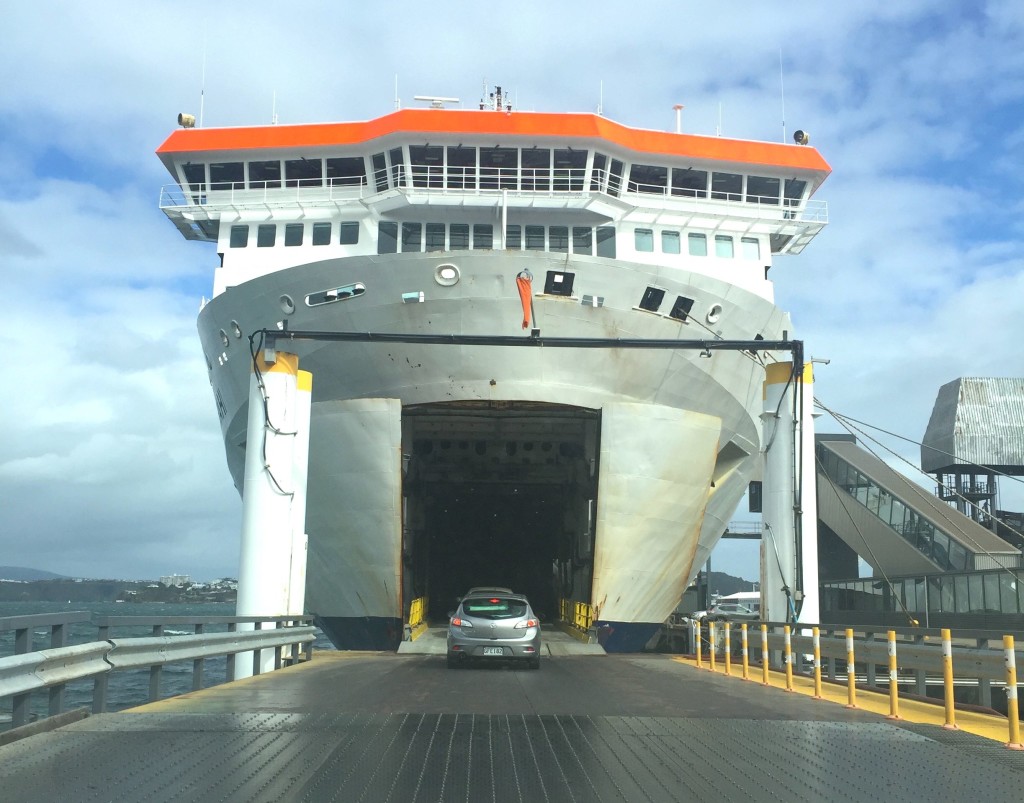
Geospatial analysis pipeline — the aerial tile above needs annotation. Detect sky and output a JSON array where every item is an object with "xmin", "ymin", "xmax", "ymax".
[{"xmin": 2, "ymin": 1, "xmax": 1023, "ymax": 583}]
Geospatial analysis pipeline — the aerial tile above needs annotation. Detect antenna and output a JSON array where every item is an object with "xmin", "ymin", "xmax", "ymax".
[
  {"xmin": 394, "ymin": 74, "xmax": 400, "ymax": 110},
  {"xmin": 779, "ymin": 49, "xmax": 787, "ymax": 143},
  {"xmin": 597, "ymin": 81, "xmax": 604, "ymax": 116},
  {"xmin": 673, "ymin": 104, "xmax": 684, "ymax": 134},
  {"xmin": 272, "ymin": 90, "xmax": 278, "ymax": 125},
  {"xmin": 199, "ymin": 28, "xmax": 207, "ymax": 127}
]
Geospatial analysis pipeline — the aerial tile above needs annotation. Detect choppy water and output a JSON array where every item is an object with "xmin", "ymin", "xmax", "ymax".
[{"xmin": 1, "ymin": 601, "xmax": 332, "ymax": 729}]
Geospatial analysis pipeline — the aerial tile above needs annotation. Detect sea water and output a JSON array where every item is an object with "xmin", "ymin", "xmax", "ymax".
[{"xmin": 0, "ymin": 600, "xmax": 333, "ymax": 729}]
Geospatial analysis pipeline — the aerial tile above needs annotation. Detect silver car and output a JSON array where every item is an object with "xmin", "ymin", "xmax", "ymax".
[{"xmin": 447, "ymin": 590, "xmax": 542, "ymax": 669}]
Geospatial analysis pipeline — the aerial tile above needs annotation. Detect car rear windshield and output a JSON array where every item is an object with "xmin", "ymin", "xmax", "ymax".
[{"xmin": 463, "ymin": 597, "xmax": 527, "ymax": 619}]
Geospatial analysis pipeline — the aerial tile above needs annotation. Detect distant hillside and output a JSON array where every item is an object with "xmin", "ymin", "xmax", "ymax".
[{"xmin": 0, "ymin": 566, "xmax": 68, "ymax": 581}]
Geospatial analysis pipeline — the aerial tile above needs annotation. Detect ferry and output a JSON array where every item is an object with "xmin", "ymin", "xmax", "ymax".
[{"xmin": 156, "ymin": 87, "xmax": 830, "ymax": 652}]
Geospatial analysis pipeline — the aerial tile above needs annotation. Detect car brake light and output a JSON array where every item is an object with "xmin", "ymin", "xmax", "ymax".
[
  {"xmin": 451, "ymin": 617, "xmax": 472, "ymax": 628},
  {"xmin": 514, "ymin": 619, "xmax": 538, "ymax": 629}
]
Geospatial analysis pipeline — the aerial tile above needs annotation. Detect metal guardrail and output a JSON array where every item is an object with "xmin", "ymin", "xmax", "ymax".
[{"xmin": 1, "ymin": 613, "xmax": 315, "ymax": 732}]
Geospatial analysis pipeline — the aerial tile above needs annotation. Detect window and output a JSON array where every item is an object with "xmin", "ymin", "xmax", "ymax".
[
  {"xmin": 628, "ymin": 164, "xmax": 668, "ymax": 195},
  {"xmin": 784, "ymin": 178, "xmax": 807, "ymax": 208},
  {"xmin": 473, "ymin": 224, "xmax": 493, "ymax": 249},
  {"xmin": 326, "ymin": 157, "xmax": 367, "ymax": 188},
  {"xmin": 661, "ymin": 231, "xmax": 680, "ymax": 254},
  {"xmin": 312, "ymin": 222, "xmax": 331, "ymax": 245},
  {"xmin": 525, "ymin": 225, "xmax": 545, "ymax": 250},
  {"xmin": 257, "ymin": 224, "xmax": 276, "ymax": 247},
  {"xmin": 409, "ymin": 145, "xmax": 444, "ymax": 188},
  {"xmin": 229, "ymin": 225, "xmax": 248, "ymax": 248},
  {"xmin": 596, "ymin": 226, "xmax": 616, "ymax": 258},
  {"xmin": 590, "ymin": 153, "xmax": 607, "ymax": 192},
  {"xmin": 549, "ymin": 226, "xmax": 569, "ymax": 253},
  {"xmin": 572, "ymin": 227, "xmax": 592, "ymax": 255},
  {"xmin": 425, "ymin": 223, "xmax": 446, "ymax": 252},
  {"xmin": 672, "ymin": 167, "xmax": 707, "ymax": 198},
  {"xmin": 449, "ymin": 223, "xmax": 469, "ymax": 250},
  {"xmin": 377, "ymin": 222, "xmax": 398, "ymax": 254},
  {"xmin": 182, "ymin": 162, "xmax": 206, "ymax": 192},
  {"xmin": 389, "ymin": 147, "xmax": 406, "ymax": 187},
  {"xmin": 210, "ymin": 162, "xmax": 243, "ymax": 190},
  {"xmin": 715, "ymin": 235, "xmax": 734, "ymax": 258},
  {"xmin": 447, "ymin": 146, "xmax": 476, "ymax": 189},
  {"xmin": 634, "ymin": 228, "xmax": 654, "ymax": 252},
  {"xmin": 480, "ymin": 147, "xmax": 517, "ymax": 190},
  {"xmin": 249, "ymin": 161, "xmax": 281, "ymax": 189},
  {"xmin": 710, "ymin": 172, "xmax": 742, "ymax": 201},
  {"xmin": 688, "ymin": 232, "xmax": 707, "ymax": 256},
  {"xmin": 285, "ymin": 158, "xmax": 323, "ymax": 188},
  {"xmin": 521, "ymin": 148, "xmax": 550, "ymax": 191},
  {"xmin": 741, "ymin": 237, "xmax": 760, "ymax": 259},
  {"xmin": 554, "ymin": 148, "xmax": 586, "ymax": 191},
  {"xmin": 505, "ymin": 224, "xmax": 521, "ymax": 249},
  {"xmin": 639, "ymin": 286, "xmax": 665, "ymax": 312},
  {"xmin": 284, "ymin": 223, "xmax": 304, "ymax": 246},
  {"xmin": 338, "ymin": 221, "xmax": 359, "ymax": 245},
  {"xmin": 401, "ymin": 222, "xmax": 422, "ymax": 252},
  {"xmin": 371, "ymin": 153, "xmax": 388, "ymax": 192},
  {"xmin": 607, "ymin": 159, "xmax": 624, "ymax": 197},
  {"xmin": 669, "ymin": 296, "xmax": 694, "ymax": 321},
  {"xmin": 746, "ymin": 175, "xmax": 780, "ymax": 205}
]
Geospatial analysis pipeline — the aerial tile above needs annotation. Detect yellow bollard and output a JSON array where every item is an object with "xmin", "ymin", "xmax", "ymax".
[
  {"xmin": 845, "ymin": 628, "xmax": 858, "ymax": 709},
  {"xmin": 812, "ymin": 627, "xmax": 822, "ymax": 699},
  {"xmin": 724, "ymin": 622, "xmax": 732, "ymax": 676},
  {"xmin": 1005, "ymin": 635, "xmax": 1022, "ymax": 750},
  {"xmin": 695, "ymin": 620, "xmax": 703, "ymax": 669},
  {"xmin": 941, "ymin": 628, "xmax": 957, "ymax": 730},
  {"xmin": 761, "ymin": 624, "xmax": 770, "ymax": 686},
  {"xmin": 784, "ymin": 625, "xmax": 794, "ymax": 691},
  {"xmin": 741, "ymin": 624, "xmax": 749, "ymax": 681},
  {"xmin": 886, "ymin": 630, "xmax": 901, "ymax": 720},
  {"xmin": 709, "ymin": 621, "xmax": 717, "ymax": 672}
]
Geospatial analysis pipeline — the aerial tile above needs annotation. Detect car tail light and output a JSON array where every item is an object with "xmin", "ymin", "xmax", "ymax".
[
  {"xmin": 514, "ymin": 619, "xmax": 538, "ymax": 629},
  {"xmin": 451, "ymin": 617, "xmax": 472, "ymax": 628}
]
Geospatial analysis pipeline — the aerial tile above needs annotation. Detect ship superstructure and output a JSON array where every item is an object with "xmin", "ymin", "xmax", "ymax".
[{"xmin": 157, "ymin": 93, "xmax": 830, "ymax": 651}]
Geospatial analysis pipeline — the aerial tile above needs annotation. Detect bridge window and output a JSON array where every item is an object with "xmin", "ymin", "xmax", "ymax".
[
  {"xmin": 473, "ymin": 224, "xmax": 493, "ymax": 249},
  {"xmin": 688, "ymin": 233, "xmax": 707, "ymax": 256},
  {"xmin": 711, "ymin": 171, "xmax": 742, "ymax": 201},
  {"xmin": 409, "ymin": 146, "xmax": 444, "ymax": 188},
  {"xmin": 284, "ymin": 223, "xmax": 304, "ymax": 246},
  {"xmin": 505, "ymin": 224, "xmax": 521, "ymax": 249},
  {"xmin": 402, "ymin": 222, "xmax": 422, "ymax": 252},
  {"xmin": 339, "ymin": 221, "xmax": 359, "ymax": 245},
  {"xmin": 450, "ymin": 223, "xmax": 469, "ymax": 250},
  {"xmin": 549, "ymin": 226, "xmax": 569, "ymax": 253},
  {"xmin": 573, "ymin": 227, "xmax": 592, "ymax": 255},
  {"xmin": 672, "ymin": 167, "xmax": 707, "ymax": 198},
  {"xmin": 746, "ymin": 175, "xmax": 780, "ymax": 205},
  {"xmin": 389, "ymin": 147, "xmax": 406, "ymax": 188},
  {"xmin": 372, "ymin": 153, "xmax": 388, "ymax": 192},
  {"xmin": 257, "ymin": 224, "xmax": 276, "ymax": 247},
  {"xmin": 784, "ymin": 178, "xmax": 807, "ymax": 207},
  {"xmin": 312, "ymin": 222, "xmax": 331, "ymax": 245},
  {"xmin": 229, "ymin": 225, "xmax": 248, "ymax": 248},
  {"xmin": 590, "ymin": 153, "xmax": 607, "ymax": 192},
  {"xmin": 715, "ymin": 235, "xmax": 734, "ymax": 258},
  {"xmin": 639, "ymin": 286, "xmax": 665, "ymax": 312},
  {"xmin": 249, "ymin": 160, "xmax": 281, "ymax": 190},
  {"xmin": 447, "ymin": 146, "xmax": 476, "ymax": 189},
  {"xmin": 607, "ymin": 159, "xmax": 624, "ymax": 197},
  {"xmin": 634, "ymin": 228, "xmax": 654, "ymax": 252},
  {"xmin": 182, "ymin": 162, "xmax": 206, "ymax": 192},
  {"xmin": 522, "ymin": 148, "xmax": 551, "ymax": 191},
  {"xmin": 525, "ymin": 225, "xmax": 545, "ymax": 251},
  {"xmin": 326, "ymin": 157, "xmax": 367, "ymax": 188},
  {"xmin": 741, "ymin": 237, "xmax": 760, "ymax": 259},
  {"xmin": 554, "ymin": 148, "xmax": 586, "ymax": 190},
  {"xmin": 596, "ymin": 226, "xmax": 616, "ymax": 258},
  {"xmin": 377, "ymin": 222, "xmax": 398, "ymax": 254},
  {"xmin": 480, "ymin": 147, "xmax": 517, "ymax": 190},
  {"xmin": 425, "ymin": 223, "xmax": 446, "ymax": 252},
  {"xmin": 661, "ymin": 231, "xmax": 680, "ymax": 254},
  {"xmin": 628, "ymin": 164, "xmax": 668, "ymax": 195},
  {"xmin": 210, "ymin": 162, "xmax": 243, "ymax": 190},
  {"xmin": 285, "ymin": 158, "xmax": 323, "ymax": 188}
]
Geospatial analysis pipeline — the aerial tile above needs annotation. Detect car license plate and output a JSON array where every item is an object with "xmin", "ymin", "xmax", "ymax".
[{"xmin": 483, "ymin": 647, "xmax": 504, "ymax": 656}]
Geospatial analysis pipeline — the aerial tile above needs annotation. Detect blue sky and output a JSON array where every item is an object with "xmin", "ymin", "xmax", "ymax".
[{"xmin": 2, "ymin": 1, "xmax": 1023, "ymax": 583}]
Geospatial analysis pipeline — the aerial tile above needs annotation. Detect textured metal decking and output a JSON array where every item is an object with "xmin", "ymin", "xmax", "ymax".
[{"xmin": 2, "ymin": 650, "xmax": 1022, "ymax": 801}]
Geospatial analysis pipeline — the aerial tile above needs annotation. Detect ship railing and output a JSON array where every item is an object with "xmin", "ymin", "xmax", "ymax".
[
  {"xmin": 680, "ymin": 619, "xmax": 1022, "ymax": 718},
  {"xmin": 159, "ymin": 177, "xmax": 372, "ymax": 211},
  {"xmin": 0, "ymin": 612, "xmax": 315, "ymax": 737}
]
